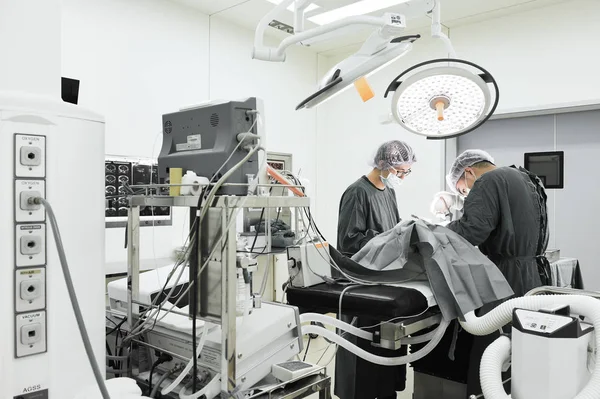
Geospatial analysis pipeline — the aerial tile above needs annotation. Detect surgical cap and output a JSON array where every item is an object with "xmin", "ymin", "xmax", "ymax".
[
  {"xmin": 372, "ymin": 140, "xmax": 417, "ymax": 170},
  {"xmin": 446, "ymin": 149, "xmax": 495, "ymax": 193}
]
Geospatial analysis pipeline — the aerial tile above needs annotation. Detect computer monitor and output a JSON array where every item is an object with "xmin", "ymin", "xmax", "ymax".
[{"xmin": 524, "ymin": 151, "xmax": 564, "ymax": 189}]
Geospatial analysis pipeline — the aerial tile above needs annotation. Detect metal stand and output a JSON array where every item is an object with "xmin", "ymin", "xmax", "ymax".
[
  {"xmin": 246, "ymin": 372, "xmax": 331, "ymax": 399},
  {"xmin": 126, "ymin": 193, "xmax": 313, "ymax": 396},
  {"xmin": 372, "ymin": 310, "xmax": 442, "ymax": 350}
]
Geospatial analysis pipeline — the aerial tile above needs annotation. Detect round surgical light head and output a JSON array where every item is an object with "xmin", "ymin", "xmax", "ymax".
[{"xmin": 384, "ymin": 59, "xmax": 499, "ymax": 139}]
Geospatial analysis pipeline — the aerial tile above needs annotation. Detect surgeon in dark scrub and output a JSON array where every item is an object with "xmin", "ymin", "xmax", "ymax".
[
  {"xmin": 335, "ymin": 140, "xmax": 417, "ymax": 399},
  {"xmin": 414, "ymin": 149, "xmax": 549, "ymax": 397}
]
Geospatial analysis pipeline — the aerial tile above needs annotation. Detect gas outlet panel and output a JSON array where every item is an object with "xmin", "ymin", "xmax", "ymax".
[
  {"xmin": 14, "ymin": 134, "xmax": 46, "ymax": 178},
  {"xmin": 15, "ymin": 311, "xmax": 46, "ymax": 358},
  {"xmin": 15, "ymin": 180, "xmax": 45, "ymax": 223},
  {"xmin": 15, "ymin": 268, "xmax": 46, "ymax": 313},
  {"xmin": 13, "ymin": 132, "xmax": 48, "ymax": 364},
  {"xmin": 15, "ymin": 224, "xmax": 46, "ymax": 267}
]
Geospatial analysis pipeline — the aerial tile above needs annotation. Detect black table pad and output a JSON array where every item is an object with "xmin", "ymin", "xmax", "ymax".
[{"xmin": 286, "ymin": 282, "xmax": 431, "ymax": 320}]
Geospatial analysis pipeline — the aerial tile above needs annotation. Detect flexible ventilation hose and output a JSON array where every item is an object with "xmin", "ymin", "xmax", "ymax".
[
  {"xmin": 461, "ymin": 295, "xmax": 600, "ymax": 399},
  {"xmin": 300, "ymin": 313, "xmax": 373, "ymax": 340},
  {"xmin": 479, "ymin": 336, "xmax": 511, "ymax": 399},
  {"xmin": 161, "ymin": 323, "xmax": 210, "ymax": 395},
  {"xmin": 302, "ymin": 319, "xmax": 449, "ymax": 366},
  {"xmin": 402, "ymin": 328, "xmax": 439, "ymax": 345},
  {"xmin": 300, "ymin": 313, "xmax": 438, "ymax": 345}
]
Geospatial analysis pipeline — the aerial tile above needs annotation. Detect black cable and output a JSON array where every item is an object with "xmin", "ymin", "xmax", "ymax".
[
  {"xmin": 105, "ymin": 317, "xmax": 127, "ymax": 373},
  {"xmin": 106, "ymin": 317, "xmax": 127, "ymax": 336},
  {"xmin": 281, "ymin": 173, "xmax": 321, "ymax": 241},
  {"xmin": 249, "ymin": 186, "xmax": 277, "ymax": 254},
  {"xmin": 304, "ymin": 207, "xmax": 326, "ymax": 241},
  {"xmin": 117, "ymin": 322, "xmax": 127, "ymax": 374},
  {"xmin": 250, "ymin": 207, "xmax": 266, "ymax": 254},
  {"xmin": 303, "ymin": 337, "xmax": 311, "ymax": 361},
  {"xmin": 106, "ymin": 341, "xmax": 115, "ymax": 369},
  {"xmin": 191, "ymin": 184, "xmax": 208, "ymax": 394},
  {"xmin": 147, "ymin": 353, "xmax": 173, "ymax": 396}
]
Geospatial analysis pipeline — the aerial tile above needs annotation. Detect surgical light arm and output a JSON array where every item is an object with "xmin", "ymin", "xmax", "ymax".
[
  {"xmin": 430, "ymin": 0, "xmax": 456, "ymax": 57},
  {"xmin": 253, "ymin": 2, "xmax": 406, "ymax": 62}
]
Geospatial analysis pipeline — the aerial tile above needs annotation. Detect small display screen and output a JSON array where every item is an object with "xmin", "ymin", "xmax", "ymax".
[
  {"xmin": 268, "ymin": 160, "xmax": 285, "ymax": 171},
  {"xmin": 524, "ymin": 151, "xmax": 564, "ymax": 189}
]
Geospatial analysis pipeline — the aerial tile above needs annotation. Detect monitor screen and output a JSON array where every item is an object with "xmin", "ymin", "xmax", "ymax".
[{"xmin": 524, "ymin": 151, "xmax": 564, "ymax": 189}]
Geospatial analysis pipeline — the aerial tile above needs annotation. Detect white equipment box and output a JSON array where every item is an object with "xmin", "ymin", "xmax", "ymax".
[
  {"xmin": 287, "ymin": 243, "xmax": 332, "ymax": 288},
  {"xmin": 512, "ymin": 306, "xmax": 593, "ymax": 399}
]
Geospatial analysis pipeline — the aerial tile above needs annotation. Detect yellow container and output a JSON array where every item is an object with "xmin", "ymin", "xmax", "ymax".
[{"xmin": 169, "ymin": 168, "xmax": 183, "ymax": 196}]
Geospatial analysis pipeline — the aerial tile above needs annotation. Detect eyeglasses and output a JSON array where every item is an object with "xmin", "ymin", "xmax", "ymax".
[{"xmin": 392, "ymin": 168, "xmax": 411, "ymax": 177}]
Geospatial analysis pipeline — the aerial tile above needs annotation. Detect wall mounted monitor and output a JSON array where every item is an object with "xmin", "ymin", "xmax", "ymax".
[{"xmin": 524, "ymin": 151, "xmax": 564, "ymax": 189}]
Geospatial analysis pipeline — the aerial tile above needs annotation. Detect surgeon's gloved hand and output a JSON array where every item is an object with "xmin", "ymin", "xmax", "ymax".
[{"xmin": 430, "ymin": 191, "xmax": 454, "ymax": 216}]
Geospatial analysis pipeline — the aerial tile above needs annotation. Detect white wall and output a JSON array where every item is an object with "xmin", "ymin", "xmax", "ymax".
[
  {"xmin": 450, "ymin": 0, "xmax": 600, "ymax": 113},
  {"xmin": 62, "ymin": 0, "xmax": 210, "ymax": 273},
  {"xmin": 314, "ymin": 36, "xmax": 449, "ymax": 244},
  {"xmin": 62, "ymin": 1, "xmax": 318, "ymax": 273}
]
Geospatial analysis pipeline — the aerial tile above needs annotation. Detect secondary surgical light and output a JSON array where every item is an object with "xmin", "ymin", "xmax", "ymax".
[
  {"xmin": 383, "ymin": 58, "xmax": 499, "ymax": 139},
  {"xmin": 253, "ymin": 0, "xmax": 436, "ymax": 109},
  {"xmin": 296, "ymin": 32, "xmax": 421, "ymax": 110}
]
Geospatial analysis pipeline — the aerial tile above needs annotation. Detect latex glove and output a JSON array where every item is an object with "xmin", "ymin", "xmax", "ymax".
[{"xmin": 430, "ymin": 191, "xmax": 457, "ymax": 217}]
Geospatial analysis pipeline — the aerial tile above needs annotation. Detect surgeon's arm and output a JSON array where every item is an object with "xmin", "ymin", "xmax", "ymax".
[
  {"xmin": 446, "ymin": 178, "xmax": 500, "ymax": 246},
  {"xmin": 337, "ymin": 190, "xmax": 378, "ymax": 256}
]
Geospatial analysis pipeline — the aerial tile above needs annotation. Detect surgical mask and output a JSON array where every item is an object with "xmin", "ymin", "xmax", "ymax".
[
  {"xmin": 381, "ymin": 172, "xmax": 403, "ymax": 190},
  {"xmin": 460, "ymin": 170, "xmax": 475, "ymax": 197}
]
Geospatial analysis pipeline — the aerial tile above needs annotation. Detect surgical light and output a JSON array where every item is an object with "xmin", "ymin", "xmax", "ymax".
[
  {"xmin": 296, "ymin": 33, "xmax": 421, "ymax": 110},
  {"xmin": 252, "ymin": 0, "xmax": 438, "ymax": 109},
  {"xmin": 309, "ymin": 0, "xmax": 411, "ymax": 26},
  {"xmin": 384, "ymin": 59, "xmax": 499, "ymax": 139}
]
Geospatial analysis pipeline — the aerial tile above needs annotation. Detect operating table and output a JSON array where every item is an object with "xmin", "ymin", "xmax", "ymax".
[{"xmin": 286, "ymin": 282, "xmax": 441, "ymax": 350}]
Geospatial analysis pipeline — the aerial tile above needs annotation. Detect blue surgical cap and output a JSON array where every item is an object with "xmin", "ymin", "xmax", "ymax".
[
  {"xmin": 372, "ymin": 140, "xmax": 417, "ymax": 170},
  {"xmin": 446, "ymin": 149, "xmax": 495, "ymax": 193}
]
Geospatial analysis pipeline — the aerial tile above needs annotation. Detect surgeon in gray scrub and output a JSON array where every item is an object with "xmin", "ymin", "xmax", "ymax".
[
  {"xmin": 415, "ymin": 149, "xmax": 549, "ymax": 398},
  {"xmin": 335, "ymin": 140, "xmax": 416, "ymax": 399}
]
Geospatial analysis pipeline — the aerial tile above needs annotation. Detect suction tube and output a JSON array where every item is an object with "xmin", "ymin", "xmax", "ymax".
[
  {"xmin": 300, "ymin": 313, "xmax": 373, "ymax": 340},
  {"xmin": 461, "ymin": 295, "xmax": 600, "ymax": 399},
  {"xmin": 479, "ymin": 336, "xmax": 511, "ymax": 399},
  {"xmin": 302, "ymin": 319, "xmax": 449, "ymax": 366},
  {"xmin": 300, "ymin": 313, "xmax": 439, "ymax": 345}
]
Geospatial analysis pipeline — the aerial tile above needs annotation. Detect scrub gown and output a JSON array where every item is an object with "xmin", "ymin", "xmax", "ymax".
[
  {"xmin": 335, "ymin": 176, "xmax": 406, "ymax": 399},
  {"xmin": 412, "ymin": 166, "xmax": 549, "ymax": 396}
]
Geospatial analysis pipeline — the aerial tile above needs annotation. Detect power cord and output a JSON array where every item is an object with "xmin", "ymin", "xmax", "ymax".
[
  {"xmin": 149, "ymin": 364, "xmax": 182, "ymax": 398},
  {"xmin": 31, "ymin": 197, "xmax": 110, "ymax": 399},
  {"xmin": 303, "ymin": 337, "xmax": 312, "ymax": 361},
  {"xmin": 148, "ymin": 352, "xmax": 174, "ymax": 396}
]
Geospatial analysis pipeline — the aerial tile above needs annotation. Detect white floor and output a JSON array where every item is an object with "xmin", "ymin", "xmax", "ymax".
[{"xmin": 300, "ymin": 328, "xmax": 414, "ymax": 399}]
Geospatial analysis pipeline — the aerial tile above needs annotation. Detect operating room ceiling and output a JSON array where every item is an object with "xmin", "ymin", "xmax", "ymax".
[{"xmin": 171, "ymin": 0, "xmax": 571, "ymax": 54}]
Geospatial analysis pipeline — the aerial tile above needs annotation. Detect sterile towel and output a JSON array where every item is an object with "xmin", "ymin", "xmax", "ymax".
[{"xmin": 346, "ymin": 219, "xmax": 514, "ymax": 321}]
